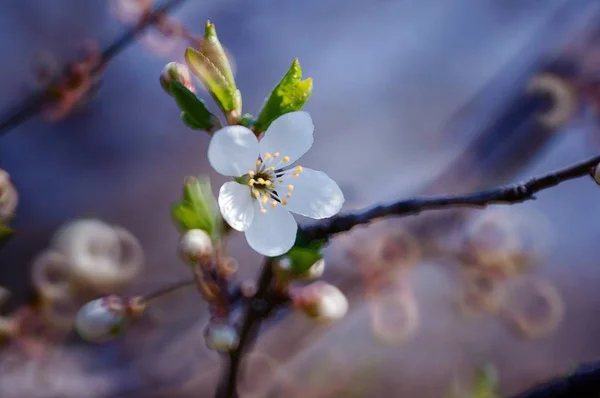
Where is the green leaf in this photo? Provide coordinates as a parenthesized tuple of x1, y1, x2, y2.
(0, 223, 13, 249)
(171, 176, 224, 240)
(201, 21, 235, 89)
(277, 230, 328, 276)
(185, 47, 238, 113)
(473, 365, 499, 398)
(254, 58, 313, 133)
(170, 81, 216, 130)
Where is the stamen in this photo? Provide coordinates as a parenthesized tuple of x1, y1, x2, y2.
(248, 179, 256, 186)
(286, 193, 292, 198)
(264, 180, 272, 187)
(269, 166, 275, 171)
(287, 184, 294, 191)
(279, 179, 283, 183)
(261, 195, 269, 204)
(252, 189, 260, 198)
(248, 170, 255, 176)
(274, 152, 280, 158)
(296, 166, 303, 172)
(282, 199, 288, 205)
(283, 156, 290, 163)
(264, 152, 272, 159)
(270, 200, 277, 208)
(256, 159, 262, 166)
(257, 178, 266, 185)
(292, 173, 300, 178)
(260, 208, 267, 214)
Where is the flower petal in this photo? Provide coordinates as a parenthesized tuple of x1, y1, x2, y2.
(259, 111, 313, 164)
(218, 182, 254, 231)
(279, 167, 344, 219)
(245, 202, 297, 256)
(208, 126, 259, 177)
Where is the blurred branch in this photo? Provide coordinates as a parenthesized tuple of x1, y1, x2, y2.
(0, 0, 187, 137)
(301, 153, 600, 242)
(513, 362, 600, 397)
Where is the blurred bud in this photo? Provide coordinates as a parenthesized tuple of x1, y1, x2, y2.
(160, 62, 195, 95)
(0, 169, 18, 220)
(204, 322, 239, 352)
(178, 229, 213, 265)
(51, 219, 143, 293)
(591, 163, 600, 185)
(75, 296, 127, 343)
(291, 282, 348, 323)
(276, 257, 325, 280)
(526, 73, 577, 129)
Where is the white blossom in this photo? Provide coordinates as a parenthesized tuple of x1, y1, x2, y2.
(208, 111, 344, 256)
(204, 323, 240, 352)
(178, 229, 213, 265)
(292, 282, 349, 323)
(74, 296, 127, 343)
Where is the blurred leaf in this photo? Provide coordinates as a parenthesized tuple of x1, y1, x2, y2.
(0, 223, 13, 249)
(279, 231, 328, 275)
(473, 365, 499, 398)
(170, 81, 216, 130)
(254, 58, 313, 133)
(201, 21, 235, 89)
(185, 47, 239, 113)
(171, 176, 224, 240)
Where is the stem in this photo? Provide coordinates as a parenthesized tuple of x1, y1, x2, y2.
(215, 258, 275, 398)
(513, 361, 600, 397)
(140, 278, 196, 305)
(300, 154, 600, 242)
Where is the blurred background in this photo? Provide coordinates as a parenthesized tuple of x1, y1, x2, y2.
(2, 0, 600, 396)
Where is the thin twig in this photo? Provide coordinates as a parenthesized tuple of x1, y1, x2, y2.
(216, 258, 275, 398)
(140, 278, 196, 305)
(513, 361, 600, 397)
(0, 0, 187, 137)
(300, 154, 600, 242)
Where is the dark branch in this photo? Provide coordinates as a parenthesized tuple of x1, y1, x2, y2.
(300, 154, 600, 242)
(513, 361, 600, 397)
(216, 257, 276, 398)
(0, 0, 187, 137)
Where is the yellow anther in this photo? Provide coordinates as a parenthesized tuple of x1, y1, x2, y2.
(296, 165, 303, 172)
(270, 201, 277, 208)
(252, 189, 260, 198)
(287, 184, 294, 191)
(257, 178, 266, 184)
(274, 152, 280, 158)
(248, 170, 255, 176)
(282, 199, 288, 205)
(264, 152, 272, 159)
(292, 173, 300, 178)
(256, 159, 262, 166)
(283, 156, 290, 163)
(260, 208, 267, 214)
(264, 180, 272, 186)
(248, 179, 256, 186)
(269, 166, 275, 171)
(278, 179, 283, 183)
(286, 193, 292, 198)
(261, 195, 269, 204)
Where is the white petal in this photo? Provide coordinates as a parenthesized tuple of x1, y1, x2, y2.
(218, 182, 254, 231)
(259, 111, 313, 164)
(208, 126, 259, 176)
(279, 167, 344, 219)
(245, 202, 297, 256)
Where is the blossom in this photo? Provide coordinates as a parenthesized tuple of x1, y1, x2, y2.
(208, 111, 344, 256)
(291, 281, 349, 323)
(74, 296, 127, 343)
(178, 229, 214, 265)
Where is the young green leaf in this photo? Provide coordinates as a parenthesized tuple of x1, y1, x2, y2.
(0, 223, 13, 248)
(473, 365, 499, 398)
(171, 176, 224, 240)
(254, 58, 313, 133)
(201, 21, 235, 89)
(170, 81, 216, 131)
(185, 48, 239, 114)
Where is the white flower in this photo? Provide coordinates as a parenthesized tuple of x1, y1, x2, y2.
(208, 111, 345, 256)
(74, 296, 127, 343)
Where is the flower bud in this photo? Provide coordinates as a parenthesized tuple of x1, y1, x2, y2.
(591, 163, 600, 185)
(291, 282, 348, 323)
(74, 296, 127, 343)
(178, 229, 214, 265)
(160, 62, 195, 95)
(203, 322, 239, 352)
(0, 169, 18, 220)
(274, 256, 326, 281)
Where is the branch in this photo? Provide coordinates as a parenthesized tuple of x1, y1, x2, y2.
(0, 0, 187, 137)
(513, 361, 600, 397)
(216, 258, 276, 398)
(300, 154, 600, 242)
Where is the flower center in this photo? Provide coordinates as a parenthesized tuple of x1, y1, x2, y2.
(244, 152, 303, 214)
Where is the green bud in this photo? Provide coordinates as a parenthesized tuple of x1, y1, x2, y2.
(160, 62, 195, 95)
